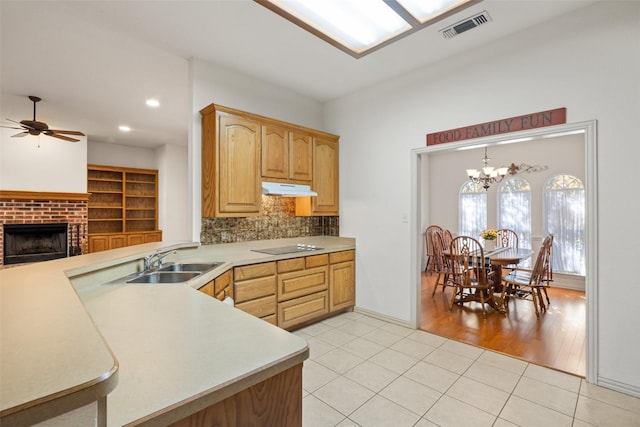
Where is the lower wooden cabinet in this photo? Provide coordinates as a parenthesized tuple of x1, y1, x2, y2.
(198, 270, 234, 302)
(278, 291, 329, 330)
(230, 250, 355, 330)
(329, 251, 356, 312)
(233, 262, 277, 324)
(88, 231, 162, 253)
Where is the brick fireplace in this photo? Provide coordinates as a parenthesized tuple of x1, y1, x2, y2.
(0, 191, 89, 267)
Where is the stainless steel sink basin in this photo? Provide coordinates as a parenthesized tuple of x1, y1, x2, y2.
(127, 271, 201, 284)
(158, 262, 223, 272)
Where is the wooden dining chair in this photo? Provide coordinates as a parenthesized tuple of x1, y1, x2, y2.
(496, 229, 518, 249)
(424, 225, 443, 272)
(448, 236, 497, 318)
(502, 234, 553, 318)
(431, 230, 455, 296)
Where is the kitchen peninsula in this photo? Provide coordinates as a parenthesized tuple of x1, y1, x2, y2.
(0, 236, 355, 426)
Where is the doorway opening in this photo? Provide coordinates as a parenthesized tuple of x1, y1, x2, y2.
(410, 121, 598, 383)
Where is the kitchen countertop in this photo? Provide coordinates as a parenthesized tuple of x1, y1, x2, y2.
(0, 236, 354, 426)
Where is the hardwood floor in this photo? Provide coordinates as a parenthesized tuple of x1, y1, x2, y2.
(420, 271, 586, 377)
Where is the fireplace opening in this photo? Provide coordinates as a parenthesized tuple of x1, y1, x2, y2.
(3, 223, 68, 265)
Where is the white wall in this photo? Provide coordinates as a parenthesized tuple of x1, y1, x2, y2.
(324, 2, 640, 393)
(156, 143, 190, 242)
(0, 126, 87, 193)
(188, 59, 324, 241)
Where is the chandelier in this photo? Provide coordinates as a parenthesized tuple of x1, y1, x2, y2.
(465, 146, 550, 190)
(466, 147, 509, 191)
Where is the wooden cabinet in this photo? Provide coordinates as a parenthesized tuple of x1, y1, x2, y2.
(201, 105, 262, 217)
(262, 126, 313, 183)
(88, 231, 162, 253)
(276, 254, 329, 330)
(311, 137, 339, 215)
(87, 165, 161, 252)
(234, 262, 277, 325)
(198, 270, 234, 302)
(329, 250, 356, 312)
(201, 103, 339, 217)
(227, 250, 354, 330)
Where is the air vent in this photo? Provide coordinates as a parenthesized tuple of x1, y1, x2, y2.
(440, 11, 492, 39)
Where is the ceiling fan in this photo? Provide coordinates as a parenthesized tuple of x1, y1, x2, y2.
(1, 96, 85, 142)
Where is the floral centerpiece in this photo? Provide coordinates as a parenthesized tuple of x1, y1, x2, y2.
(480, 229, 497, 240)
(480, 229, 497, 251)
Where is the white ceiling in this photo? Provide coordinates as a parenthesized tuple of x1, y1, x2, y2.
(0, 0, 597, 149)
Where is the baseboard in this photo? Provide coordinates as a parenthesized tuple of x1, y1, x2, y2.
(353, 307, 414, 329)
(597, 376, 640, 399)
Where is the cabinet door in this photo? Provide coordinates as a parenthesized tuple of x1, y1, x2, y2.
(145, 231, 162, 243)
(127, 233, 145, 246)
(88, 235, 109, 253)
(289, 132, 312, 182)
(312, 137, 339, 215)
(218, 114, 262, 215)
(109, 234, 127, 249)
(261, 124, 288, 179)
(329, 260, 355, 312)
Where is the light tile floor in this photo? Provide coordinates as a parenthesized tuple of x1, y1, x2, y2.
(294, 311, 640, 427)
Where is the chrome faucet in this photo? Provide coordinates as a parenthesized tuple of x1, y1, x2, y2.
(143, 249, 177, 271)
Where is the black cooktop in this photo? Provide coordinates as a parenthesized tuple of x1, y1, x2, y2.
(251, 245, 323, 255)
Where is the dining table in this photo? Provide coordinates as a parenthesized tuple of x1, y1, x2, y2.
(443, 246, 533, 314)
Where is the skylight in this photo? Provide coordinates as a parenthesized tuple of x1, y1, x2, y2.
(255, 0, 478, 58)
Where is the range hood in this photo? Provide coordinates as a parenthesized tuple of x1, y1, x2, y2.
(262, 181, 317, 197)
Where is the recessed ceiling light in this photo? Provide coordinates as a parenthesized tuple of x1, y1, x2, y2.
(119, 125, 131, 132)
(146, 99, 160, 108)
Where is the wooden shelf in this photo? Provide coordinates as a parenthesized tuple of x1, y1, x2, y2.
(87, 165, 160, 244)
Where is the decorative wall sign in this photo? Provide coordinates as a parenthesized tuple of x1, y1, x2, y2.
(426, 107, 566, 146)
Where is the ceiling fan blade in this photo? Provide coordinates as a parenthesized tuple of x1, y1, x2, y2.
(12, 132, 29, 137)
(46, 129, 85, 136)
(0, 125, 25, 130)
(48, 133, 80, 142)
(6, 118, 28, 127)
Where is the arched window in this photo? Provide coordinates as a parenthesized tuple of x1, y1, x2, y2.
(543, 175, 585, 275)
(498, 177, 532, 251)
(459, 180, 486, 239)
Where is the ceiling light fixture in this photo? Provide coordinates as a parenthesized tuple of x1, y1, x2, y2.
(118, 125, 131, 132)
(255, 0, 478, 58)
(466, 146, 549, 190)
(146, 99, 160, 108)
(466, 146, 508, 191)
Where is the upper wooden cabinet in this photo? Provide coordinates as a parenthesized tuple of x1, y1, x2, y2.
(201, 103, 339, 217)
(202, 105, 262, 217)
(262, 127, 313, 183)
(311, 137, 339, 216)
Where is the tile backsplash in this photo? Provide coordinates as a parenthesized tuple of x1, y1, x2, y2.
(200, 196, 338, 244)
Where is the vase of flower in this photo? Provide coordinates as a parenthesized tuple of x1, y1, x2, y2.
(484, 239, 495, 252)
(480, 229, 498, 252)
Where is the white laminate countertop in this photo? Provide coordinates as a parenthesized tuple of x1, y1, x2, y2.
(0, 236, 354, 426)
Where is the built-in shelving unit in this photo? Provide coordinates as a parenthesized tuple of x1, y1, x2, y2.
(87, 165, 161, 252)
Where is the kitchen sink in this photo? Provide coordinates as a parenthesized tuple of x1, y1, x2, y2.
(158, 262, 223, 272)
(127, 271, 202, 284)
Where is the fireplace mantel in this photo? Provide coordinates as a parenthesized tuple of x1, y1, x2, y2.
(0, 190, 90, 202)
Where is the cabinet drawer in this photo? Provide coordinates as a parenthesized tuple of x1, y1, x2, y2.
(234, 276, 276, 303)
(278, 266, 328, 302)
(234, 262, 276, 281)
(214, 270, 232, 294)
(235, 295, 277, 318)
(330, 250, 355, 264)
(305, 254, 328, 268)
(278, 291, 329, 330)
(278, 257, 305, 273)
